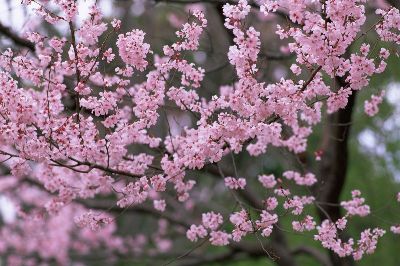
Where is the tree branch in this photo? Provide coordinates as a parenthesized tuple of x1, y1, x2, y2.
(0, 22, 35, 51)
(292, 246, 333, 266)
(175, 250, 237, 266)
(316, 76, 356, 266)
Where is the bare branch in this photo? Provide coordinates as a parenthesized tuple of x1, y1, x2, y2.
(292, 246, 333, 266)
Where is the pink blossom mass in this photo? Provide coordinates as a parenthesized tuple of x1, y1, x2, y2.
(0, 0, 399, 265)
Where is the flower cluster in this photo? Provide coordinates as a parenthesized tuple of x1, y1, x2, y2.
(341, 190, 370, 217)
(258, 174, 277, 188)
(292, 215, 316, 232)
(224, 176, 247, 189)
(315, 220, 385, 260)
(117, 29, 151, 71)
(74, 210, 113, 231)
(187, 211, 231, 246)
(117, 177, 149, 208)
(230, 209, 252, 241)
(283, 171, 317, 186)
(364, 91, 385, 117)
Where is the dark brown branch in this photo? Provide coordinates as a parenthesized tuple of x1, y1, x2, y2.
(0, 22, 35, 51)
(231, 241, 297, 266)
(316, 76, 356, 266)
(260, 52, 294, 61)
(68, 21, 81, 123)
(316, 76, 356, 222)
(175, 250, 237, 266)
(67, 157, 142, 178)
(292, 246, 333, 266)
(0, 148, 142, 179)
(301, 66, 322, 91)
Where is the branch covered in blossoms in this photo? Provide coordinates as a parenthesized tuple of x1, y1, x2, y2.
(0, 0, 400, 265)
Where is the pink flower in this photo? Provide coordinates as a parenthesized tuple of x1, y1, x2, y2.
(58, 0, 78, 21)
(379, 48, 390, 59)
(353, 228, 385, 260)
(290, 64, 301, 76)
(292, 215, 316, 232)
(49, 37, 66, 53)
(224, 177, 246, 190)
(260, 0, 279, 15)
(258, 174, 277, 188)
(0, 0, 399, 262)
(111, 19, 121, 29)
(153, 199, 166, 212)
(223, 0, 250, 30)
(229, 209, 252, 241)
(209, 230, 231, 246)
(275, 188, 291, 197)
(283, 171, 317, 186)
(202, 212, 223, 230)
(74, 82, 91, 95)
(74, 211, 113, 231)
(364, 91, 385, 117)
(150, 175, 167, 192)
(264, 197, 278, 210)
(77, 6, 107, 45)
(390, 225, 400, 234)
(186, 225, 207, 242)
(117, 29, 151, 71)
(284, 196, 315, 215)
(256, 211, 278, 237)
(116, 177, 149, 208)
(102, 48, 115, 63)
(336, 217, 348, 230)
(341, 190, 370, 217)
(10, 158, 31, 178)
(376, 8, 400, 44)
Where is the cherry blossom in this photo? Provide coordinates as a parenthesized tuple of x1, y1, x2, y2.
(0, 0, 399, 264)
(117, 29, 151, 71)
(341, 190, 370, 217)
(202, 211, 223, 230)
(258, 174, 277, 188)
(292, 215, 316, 232)
(209, 230, 231, 246)
(186, 225, 207, 242)
(364, 91, 385, 117)
(224, 176, 246, 189)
